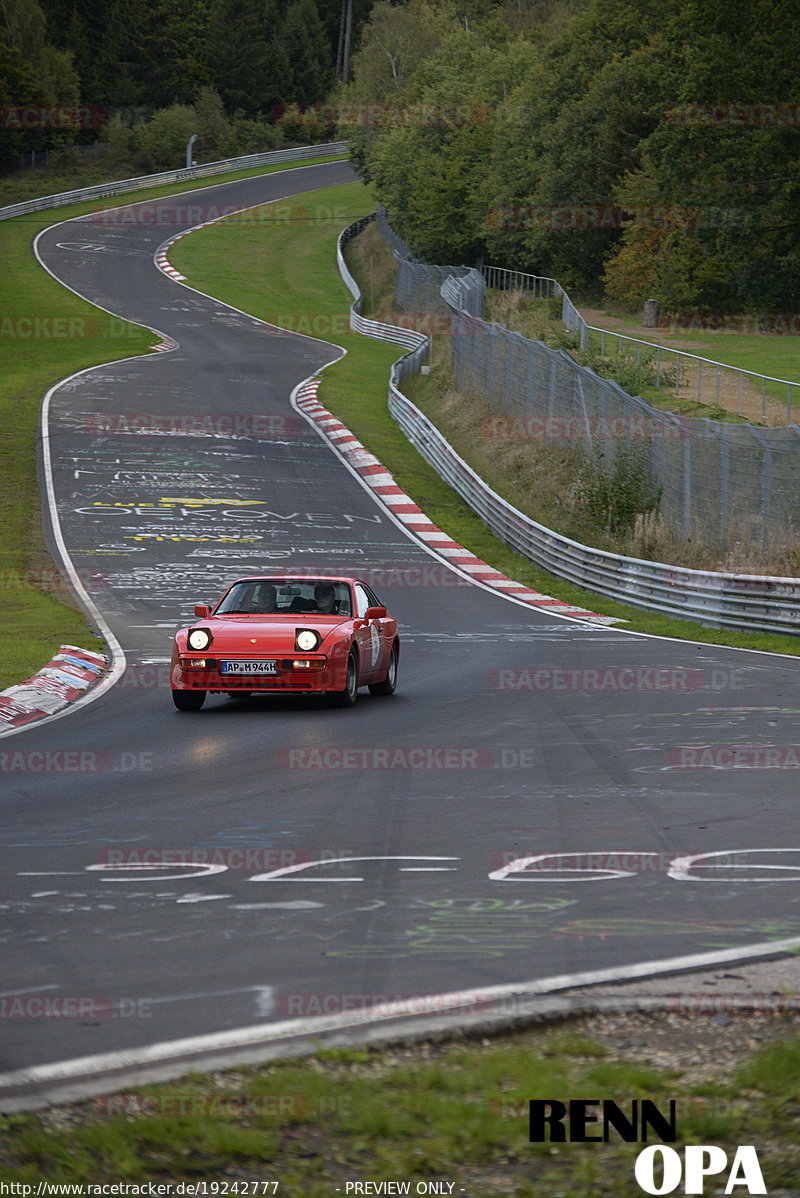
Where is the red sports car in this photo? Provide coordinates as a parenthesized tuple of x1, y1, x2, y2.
(170, 575, 399, 711)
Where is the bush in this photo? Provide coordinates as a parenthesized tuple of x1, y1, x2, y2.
(580, 349, 676, 395)
(230, 114, 284, 155)
(136, 104, 198, 172)
(576, 445, 661, 535)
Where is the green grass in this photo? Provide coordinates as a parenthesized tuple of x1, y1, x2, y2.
(0, 153, 347, 690)
(486, 293, 788, 417)
(586, 309, 800, 404)
(1, 1017, 798, 1192)
(171, 189, 800, 656)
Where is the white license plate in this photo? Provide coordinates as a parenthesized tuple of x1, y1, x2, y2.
(220, 660, 278, 675)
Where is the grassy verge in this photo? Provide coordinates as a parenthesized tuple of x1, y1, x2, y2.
(0, 153, 347, 690)
(171, 196, 800, 656)
(596, 304, 800, 386)
(1, 1014, 798, 1191)
(486, 292, 792, 420)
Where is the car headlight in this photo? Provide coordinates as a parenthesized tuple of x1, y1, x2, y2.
(187, 627, 212, 651)
(295, 628, 321, 652)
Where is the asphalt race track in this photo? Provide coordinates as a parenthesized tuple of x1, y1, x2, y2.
(2, 159, 800, 1095)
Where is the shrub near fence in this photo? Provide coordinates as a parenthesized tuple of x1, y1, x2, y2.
(377, 208, 800, 552)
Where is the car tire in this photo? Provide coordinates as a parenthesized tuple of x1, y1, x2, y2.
(330, 649, 359, 707)
(369, 641, 398, 696)
(172, 689, 206, 711)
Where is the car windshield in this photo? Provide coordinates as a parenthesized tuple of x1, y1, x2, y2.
(215, 579, 353, 617)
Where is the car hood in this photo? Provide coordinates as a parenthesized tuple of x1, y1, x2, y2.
(193, 615, 347, 652)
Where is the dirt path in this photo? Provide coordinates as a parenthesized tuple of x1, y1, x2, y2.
(579, 306, 794, 427)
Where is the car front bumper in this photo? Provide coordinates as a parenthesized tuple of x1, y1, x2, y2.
(170, 654, 344, 694)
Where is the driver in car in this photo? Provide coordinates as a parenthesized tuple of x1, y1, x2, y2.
(245, 583, 277, 613)
(314, 583, 337, 614)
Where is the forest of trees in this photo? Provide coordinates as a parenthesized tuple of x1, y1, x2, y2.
(345, 0, 800, 313)
(0, 0, 373, 172)
(3, 0, 800, 313)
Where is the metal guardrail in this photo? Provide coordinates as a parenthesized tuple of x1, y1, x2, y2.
(0, 142, 349, 222)
(339, 215, 800, 636)
(337, 215, 430, 355)
(482, 263, 800, 425)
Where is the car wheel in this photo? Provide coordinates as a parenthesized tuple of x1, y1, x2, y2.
(330, 649, 359, 707)
(369, 641, 398, 696)
(172, 689, 206, 711)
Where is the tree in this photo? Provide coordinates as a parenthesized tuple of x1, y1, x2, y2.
(136, 102, 197, 170)
(1, 0, 79, 104)
(99, 0, 200, 109)
(207, 0, 290, 116)
(37, 0, 114, 103)
(0, 33, 44, 169)
(348, 0, 446, 100)
(194, 85, 235, 160)
(282, 0, 333, 104)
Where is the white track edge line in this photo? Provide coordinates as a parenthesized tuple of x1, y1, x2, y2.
(2, 934, 799, 1096)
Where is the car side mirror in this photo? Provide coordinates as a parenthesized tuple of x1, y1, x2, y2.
(364, 606, 387, 620)
(194, 604, 212, 618)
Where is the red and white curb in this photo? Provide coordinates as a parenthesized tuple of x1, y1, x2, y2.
(0, 646, 108, 730)
(295, 379, 618, 623)
(155, 243, 186, 282)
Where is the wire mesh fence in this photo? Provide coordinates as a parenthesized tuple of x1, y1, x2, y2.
(377, 209, 800, 549)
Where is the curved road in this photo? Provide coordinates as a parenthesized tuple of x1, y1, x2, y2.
(2, 159, 800, 1099)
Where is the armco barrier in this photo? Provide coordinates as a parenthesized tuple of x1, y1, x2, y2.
(0, 142, 348, 222)
(339, 216, 800, 636)
(337, 215, 430, 357)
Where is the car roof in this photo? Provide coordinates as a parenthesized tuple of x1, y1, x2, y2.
(228, 575, 363, 585)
